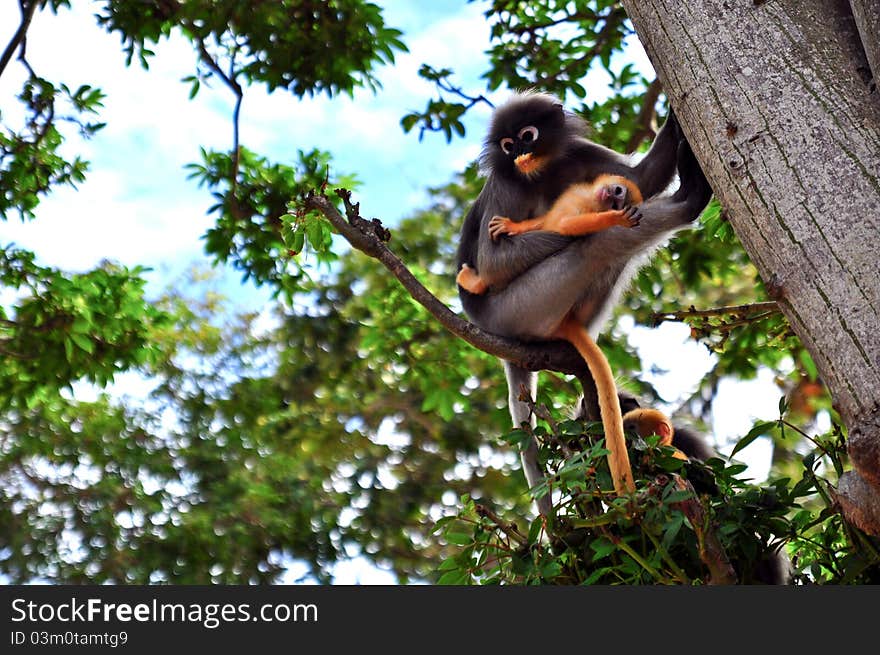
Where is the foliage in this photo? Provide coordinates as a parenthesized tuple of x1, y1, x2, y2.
(0, 249, 164, 407)
(0, 78, 104, 221)
(187, 146, 358, 292)
(0, 0, 867, 584)
(436, 410, 880, 585)
(96, 0, 406, 97)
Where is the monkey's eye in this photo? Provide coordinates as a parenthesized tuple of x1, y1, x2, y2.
(500, 137, 515, 154)
(612, 185, 626, 198)
(517, 125, 539, 143)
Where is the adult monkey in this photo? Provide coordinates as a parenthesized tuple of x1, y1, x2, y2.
(456, 92, 712, 516)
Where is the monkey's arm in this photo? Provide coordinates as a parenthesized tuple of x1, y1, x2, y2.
(472, 217, 572, 289)
(571, 112, 681, 199)
(489, 206, 641, 239)
(577, 141, 711, 259)
(632, 111, 683, 198)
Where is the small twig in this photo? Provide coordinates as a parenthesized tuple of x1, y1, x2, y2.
(626, 78, 663, 152)
(645, 531, 690, 584)
(194, 36, 243, 187)
(780, 419, 833, 459)
(504, 8, 601, 35)
(608, 532, 666, 582)
(653, 301, 780, 325)
(475, 503, 527, 547)
(434, 78, 494, 111)
(0, 343, 36, 360)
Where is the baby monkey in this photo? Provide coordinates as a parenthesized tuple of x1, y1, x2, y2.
(622, 407, 689, 461)
(456, 174, 643, 294)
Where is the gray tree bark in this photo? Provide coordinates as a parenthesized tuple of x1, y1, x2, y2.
(621, 0, 880, 534)
(849, 0, 880, 90)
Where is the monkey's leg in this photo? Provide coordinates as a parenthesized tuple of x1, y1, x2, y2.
(503, 361, 553, 517)
(554, 317, 635, 494)
(456, 263, 489, 294)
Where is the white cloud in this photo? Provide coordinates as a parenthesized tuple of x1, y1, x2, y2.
(2, 168, 210, 271)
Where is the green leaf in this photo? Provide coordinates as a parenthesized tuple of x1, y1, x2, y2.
(445, 532, 472, 547)
(69, 332, 95, 354)
(730, 421, 775, 459)
(437, 571, 468, 585)
(590, 537, 616, 562)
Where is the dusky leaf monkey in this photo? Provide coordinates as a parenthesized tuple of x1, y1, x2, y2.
(457, 170, 692, 466)
(456, 174, 643, 295)
(456, 91, 712, 516)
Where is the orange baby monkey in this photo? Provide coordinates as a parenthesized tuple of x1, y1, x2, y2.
(456, 174, 643, 294)
(622, 407, 689, 461)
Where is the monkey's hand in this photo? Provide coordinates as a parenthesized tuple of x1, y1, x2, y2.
(488, 215, 521, 240)
(613, 205, 642, 228)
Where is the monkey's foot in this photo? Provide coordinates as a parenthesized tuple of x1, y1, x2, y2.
(488, 215, 518, 239)
(456, 263, 488, 295)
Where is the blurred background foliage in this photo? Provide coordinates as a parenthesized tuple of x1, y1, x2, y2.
(1, 0, 874, 584)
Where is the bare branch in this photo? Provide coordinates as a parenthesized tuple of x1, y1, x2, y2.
(194, 36, 243, 184)
(626, 78, 663, 152)
(0, 0, 38, 79)
(653, 301, 780, 325)
(302, 189, 590, 377)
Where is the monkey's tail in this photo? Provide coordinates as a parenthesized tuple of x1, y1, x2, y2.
(558, 320, 635, 495)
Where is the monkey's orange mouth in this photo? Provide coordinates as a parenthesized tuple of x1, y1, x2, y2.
(515, 153, 544, 176)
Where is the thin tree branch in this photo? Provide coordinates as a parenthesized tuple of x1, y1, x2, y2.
(302, 188, 591, 377)
(434, 76, 494, 111)
(475, 503, 527, 547)
(0, 0, 38, 80)
(652, 301, 780, 325)
(626, 78, 663, 152)
(194, 36, 243, 185)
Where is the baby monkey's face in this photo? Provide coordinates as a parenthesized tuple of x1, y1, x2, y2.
(596, 181, 630, 210)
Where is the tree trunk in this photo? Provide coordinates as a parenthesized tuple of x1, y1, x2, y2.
(621, 0, 880, 534)
(849, 0, 880, 89)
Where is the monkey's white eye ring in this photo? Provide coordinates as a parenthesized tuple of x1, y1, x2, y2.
(500, 137, 515, 154)
(518, 125, 539, 142)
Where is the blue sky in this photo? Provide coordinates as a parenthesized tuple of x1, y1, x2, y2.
(0, 1, 793, 582)
(0, 0, 495, 292)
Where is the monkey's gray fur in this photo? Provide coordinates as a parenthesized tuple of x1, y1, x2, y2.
(456, 92, 712, 516)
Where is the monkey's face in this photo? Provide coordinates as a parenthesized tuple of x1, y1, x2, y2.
(483, 93, 569, 181)
(596, 182, 630, 210)
(592, 174, 644, 209)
